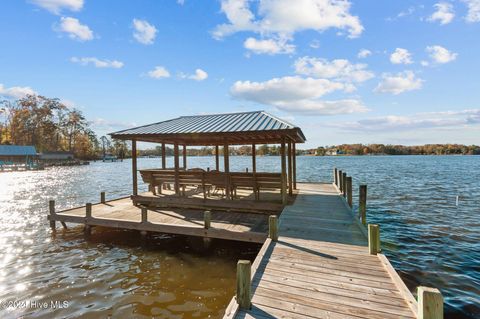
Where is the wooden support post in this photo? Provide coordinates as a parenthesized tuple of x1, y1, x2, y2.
(236, 260, 252, 310)
(334, 168, 338, 186)
(359, 185, 367, 225)
(368, 224, 380, 255)
(251, 143, 256, 173)
(342, 172, 347, 197)
(224, 143, 230, 199)
(204, 210, 211, 229)
(280, 139, 287, 205)
(161, 143, 166, 169)
(269, 215, 279, 241)
(183, 145, 187, 169)
(418, 287, 443, 319)
(287, 141, 293, 196)
(100, 191, 105, 204)
(174, 143, 180, 195)
(338, 170, 343, 192)
(131, 140, 138, 196)
(86, 203, 92, 219)
(140, 230, 148, 248)
(215, 145, 219, 171)
(49, 200, 56, 230)
(346, 176, 353, 208)
(292, 142, 297, 190)
(141, 207, 148, 223)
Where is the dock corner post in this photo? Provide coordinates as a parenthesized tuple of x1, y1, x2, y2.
(141, 207, 148, 224)
(342, 172, 347, 197)
(334, 168, 338, 186)
(49, 200, 56, 230)
(338, 170, 343, 192)
(368, 224, 380, 255)
(418, 286, 444, 319)
(269, 215, 279, 241)
(236, 260, 252, 310)
(84, 202, 92, 237)
(346, 176, 353, 208)
(100, 191, 105, 204)
(204, 210, 211, 229)
(359, 185, 367, 225)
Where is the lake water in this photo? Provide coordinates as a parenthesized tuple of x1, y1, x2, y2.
(0, 155, 479, 318)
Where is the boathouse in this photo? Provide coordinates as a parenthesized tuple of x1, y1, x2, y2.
(0, 145, 37, 165)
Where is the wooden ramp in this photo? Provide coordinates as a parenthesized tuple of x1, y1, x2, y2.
(224, 183, 418, 319)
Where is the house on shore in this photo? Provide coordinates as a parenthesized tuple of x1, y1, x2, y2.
(0, 145, 38, 165)
(39, 151, 74, 161)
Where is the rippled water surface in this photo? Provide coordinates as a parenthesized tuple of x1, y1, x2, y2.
(0, 155, 479, 318)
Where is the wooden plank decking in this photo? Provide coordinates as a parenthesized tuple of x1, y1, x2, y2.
(224, 182, 418, 319)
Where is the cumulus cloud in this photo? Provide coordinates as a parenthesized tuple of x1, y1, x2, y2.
(70, 57, 124, 68)
(181, 69, 209, 81)
(462, 0, 480, 22)
(132, 19, 157, 45)
(0, 84, 37, 99)
(428, 2, 455, 25)
(426, 45, 458, 64)
(56, 17, 93, 41)
(390, 48, 413, 64)
(147, 66, 170, 79)
(230, 76, 367, 115)
(374, 71, 423, 95)
(294, 57, 374, 83)
(30, 0, 83, 14)
(357, 49, 372, 59)
(244, 37, 295, 55)
(332, 109, 480, 132)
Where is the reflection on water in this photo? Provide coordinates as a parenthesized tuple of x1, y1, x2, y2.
(0, 155, 479, 318)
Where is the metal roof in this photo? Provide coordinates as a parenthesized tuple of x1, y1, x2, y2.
(0, 145, 37, 156)
(110, 111, 306, 145)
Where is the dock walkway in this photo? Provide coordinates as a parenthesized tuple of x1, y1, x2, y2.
(225, 183, 418, 319)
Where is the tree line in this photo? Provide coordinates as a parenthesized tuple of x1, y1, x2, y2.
(315, 144, 480, 156)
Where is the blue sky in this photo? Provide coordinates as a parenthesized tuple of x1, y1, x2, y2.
(1, 0, 479, 148)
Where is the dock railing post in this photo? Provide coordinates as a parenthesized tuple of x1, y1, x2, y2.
(338, 170, 343, 192)
(342, 172, 347, 197)
(346, 176, 352, 208)
(49, 200, 56, 230)
(334, 168, 338, 186)
(269, 215, 279, 241)
(236, 260, 252, 310)
(417, 286, 443, 319)
(141, 207, 148, 223)
(85, 203, 92, 237)
(359, 185, 367, 225)
(368, 224, 380, 255)
(100, 191, 105, 204)
(204, 210, 211, 229)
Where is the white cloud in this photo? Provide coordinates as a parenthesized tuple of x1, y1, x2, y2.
(147, 66, 170, 79)
(294, 57, 374, 83)
(177, 0, 185, 5)
(56, 17, 93, 41)
(374, 71, 423, 95)
(462, 0, 480, 22)
(244, 37, 295, 55)
(390, 48, 413, 64)
(213, 0, 363, 40)
(357, 49, 372, 59)
(0, 84, 37, 99)
(70, 57, 124, 68)
(333, 109, 480, 132)
(428, 2, 455, 25)
(185, 69, 209, 81)
(230, 76, 368, 115)
(132, 19, 157, 45)
(426, 45, 458, 63)
(30, 0, 83, 14)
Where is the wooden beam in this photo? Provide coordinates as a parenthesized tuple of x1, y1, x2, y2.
(224, 143, 230, 199)
(252, 143, 256, 173)
(183, 144, 187, 169)
(292, 142, 297, 190)
(280, 139, 287, 205)
(174, 143, 180, 194)
(287, 140, 293, 196)
(215, 145, 219, 171)
(161, 143, 166, 169)
(132, 140, 138, 196)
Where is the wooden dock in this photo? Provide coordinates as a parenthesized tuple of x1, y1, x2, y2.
(224, 181, 443, 319)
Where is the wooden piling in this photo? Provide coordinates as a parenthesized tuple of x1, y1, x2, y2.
(236, 260, 252, 310)
(359, 185, 367, 225)
(269, 215, 278, 241)
(141, 207, 148, 223)
(334, 168, 338, 186)
(49, 200, 56, 230)
(86, 203, 92, 219)
(100, 191, 105, 204)
(346, 176, 353, 208)
(338, 170, 343, 192)
(204, 210, 211, 229)
(368, 224, 380, 255)
(418, 286, 443, 319)
(140, 230, 148, 247)
(342, 172, 347, 197)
